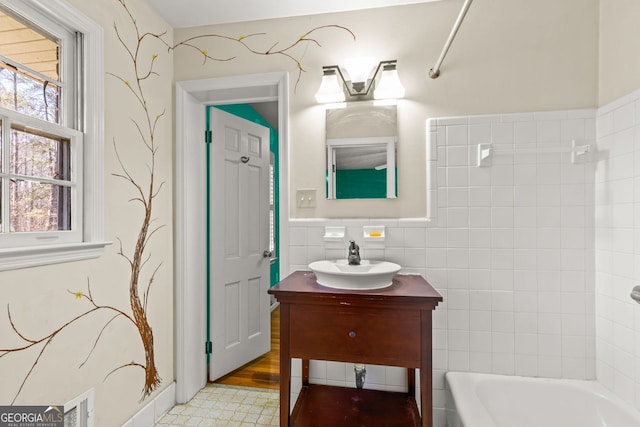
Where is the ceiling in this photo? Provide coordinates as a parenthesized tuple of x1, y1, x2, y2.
(147, 0, 441, 28)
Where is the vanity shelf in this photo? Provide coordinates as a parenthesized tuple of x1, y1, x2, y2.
(291, 384, 421, 427)
(269, 271, 442, 427)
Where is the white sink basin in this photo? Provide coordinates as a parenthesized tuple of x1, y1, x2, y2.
(308, 259, 401, 290)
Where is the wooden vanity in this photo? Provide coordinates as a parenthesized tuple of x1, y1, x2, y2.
(268, 271, 442, 427)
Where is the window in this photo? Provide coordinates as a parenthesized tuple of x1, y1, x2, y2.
(0, 0, 105, 270)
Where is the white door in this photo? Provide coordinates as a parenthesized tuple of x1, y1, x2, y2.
(208, 108, 271, 381)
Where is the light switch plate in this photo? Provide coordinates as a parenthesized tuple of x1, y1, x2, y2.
(296, 188, 316, 208)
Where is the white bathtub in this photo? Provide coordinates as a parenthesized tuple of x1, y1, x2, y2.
(446, 372, 640, 427)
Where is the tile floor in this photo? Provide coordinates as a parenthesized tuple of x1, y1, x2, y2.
(156, 384, 279, 426)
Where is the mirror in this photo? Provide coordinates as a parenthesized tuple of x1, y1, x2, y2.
(325, 104, 398, 199)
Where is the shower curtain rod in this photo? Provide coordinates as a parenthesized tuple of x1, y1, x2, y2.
(429, 0, 474, 79)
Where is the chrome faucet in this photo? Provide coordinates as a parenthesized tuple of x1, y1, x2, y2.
(347, 240, 361, 265)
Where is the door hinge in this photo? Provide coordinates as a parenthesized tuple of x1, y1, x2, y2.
(205, 130, 212, 144)
(205, 341, 212, 354)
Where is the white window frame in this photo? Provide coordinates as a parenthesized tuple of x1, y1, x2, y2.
(0, 0, 107, 271)
(0, 108, 83, 247)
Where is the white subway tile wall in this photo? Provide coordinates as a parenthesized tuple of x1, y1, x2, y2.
(286, 107, 608, 427)
(595, 88, 640, 412)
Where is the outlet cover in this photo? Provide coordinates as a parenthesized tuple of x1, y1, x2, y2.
(296, 188, 316, 208)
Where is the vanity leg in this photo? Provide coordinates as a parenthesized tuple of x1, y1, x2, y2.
(421, 310, 433, 427)
(407, 368, 415, 398)
(280, 303, 291, 427)
(302, 359, 310, 386)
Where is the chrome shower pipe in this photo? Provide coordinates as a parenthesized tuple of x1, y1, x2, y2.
(429, 0, 474, 79)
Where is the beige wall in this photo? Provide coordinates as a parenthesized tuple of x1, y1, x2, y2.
(174, 0, 599, 218)
(598, 0, 640, 105)
(2, 0, 629, 423)
(0, 0, 174, 425)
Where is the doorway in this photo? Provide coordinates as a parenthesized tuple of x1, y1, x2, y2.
(175, 72, 290, 403)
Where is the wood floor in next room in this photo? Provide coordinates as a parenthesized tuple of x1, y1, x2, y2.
(214, 306, 280, 390)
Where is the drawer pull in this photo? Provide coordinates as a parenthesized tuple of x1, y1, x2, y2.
(348, 331, 356, 338)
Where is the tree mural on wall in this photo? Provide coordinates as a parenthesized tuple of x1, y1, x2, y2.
(0, 0, 354, 402)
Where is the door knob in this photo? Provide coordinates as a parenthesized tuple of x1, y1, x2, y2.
(263, 250, 274, 258)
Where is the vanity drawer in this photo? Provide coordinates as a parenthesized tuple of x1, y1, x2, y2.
(289, 304, 421, 367)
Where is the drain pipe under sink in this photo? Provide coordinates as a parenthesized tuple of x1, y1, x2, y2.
(354, 363, 366, 389)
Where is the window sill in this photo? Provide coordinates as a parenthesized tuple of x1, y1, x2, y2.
(0, 241, 111, 272)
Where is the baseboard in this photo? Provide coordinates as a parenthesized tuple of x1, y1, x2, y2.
(121, 381, 176, 427)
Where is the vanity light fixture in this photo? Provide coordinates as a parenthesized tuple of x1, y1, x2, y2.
(314, 59, 405, 103)
(374, 62, 405, 100)
(315, 67, 346, 103)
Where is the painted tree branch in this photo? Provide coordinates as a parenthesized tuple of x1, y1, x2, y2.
(109, 0, 168, 399)
(0, 281, 135, 404)
(167, 24, 355, 90)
